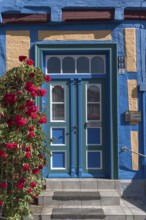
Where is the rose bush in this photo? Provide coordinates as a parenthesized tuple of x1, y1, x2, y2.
(0, 56, 51, 220)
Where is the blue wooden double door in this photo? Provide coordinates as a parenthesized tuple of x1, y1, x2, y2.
(45, 77, 106, 178)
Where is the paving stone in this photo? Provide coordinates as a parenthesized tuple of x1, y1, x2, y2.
(62, 180, 81, 190)
(101, 196, 120, 206)
(98, 180, 115, 190)
(81, 199, 101, 207)
(103, 206, 125, 215)
(46, 180, 63, 190)
(105, 216, 126, 220)
(80, 180, 98, 190)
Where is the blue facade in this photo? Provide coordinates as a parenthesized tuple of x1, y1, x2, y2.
(1, 0, 146, 180)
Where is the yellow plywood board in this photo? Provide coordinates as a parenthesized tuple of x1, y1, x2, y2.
(131, 131, 139, 170)
(127, 80, 138, 111)
(125, 28, 137, 72)
(6, 31, 30, 70)
(38, 30, 112, 41)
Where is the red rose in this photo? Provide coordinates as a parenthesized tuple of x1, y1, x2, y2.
(29, 72, 35, 78)
(33, 195, 38, 199)
(25, 146, 31, 151)
(26, 59, 34, 66)
(14, 115, 27, 127)
(19, 106, 24, 110)
(37, 88, 46, 96)
(24, 82, 33, 91)
(23, 164, 30, 171)
(38, 164, 43, 170)
(17, 90, 22, 95)
(28, 131, 35, 138)
(39, 117, 47, 124)
(25, 100, 34, 107)
(25, 152, 31, 158)
(20, 178, 26, 184)
(5, 142, 17, 149)
(30, 113, 37, 119)
(0, 200, 3, 206)
(17, 183, 24, 190)
(44, 75, 51, 82)
(1, 153, 7, 159)
(30, 182, 36, 188)
(0, 150, 4, 155)
(32, 168, 39, 175)
(4, 93, 17, 103)
(6, 119, 12, 127)
(1, 182, 7, 189)
(19, 56, 27, 62)
(28, 126, 34, 131)
(38, 154, 44, 159)
(27, 188, 32, 194)
(37, 88, 47, 97)
(25, 106, 38, 116)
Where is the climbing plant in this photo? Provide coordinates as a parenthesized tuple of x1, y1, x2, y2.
(0, 56, 51, 220)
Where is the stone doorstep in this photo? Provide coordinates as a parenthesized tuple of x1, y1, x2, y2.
(45, 179, 120, 192)
(38, 190, 120, 207)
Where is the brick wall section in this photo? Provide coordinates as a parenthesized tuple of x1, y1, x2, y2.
(38, 30, 112, 41)
(127, 80, 138, 111)
(125, 28, 137, 72)
(131, 131, 139, 170)
(6, 31, 30, 70)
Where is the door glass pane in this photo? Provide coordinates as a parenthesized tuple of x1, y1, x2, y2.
(47, 57, 61, 73)
(91, 56, 104, 74)
(77, 57, 89, 73)
(52, 104, 64, 120)
(52, 86, 64, 102)
(87, 104, 100, 120)
(87, 85, 100, 102)
(62, 57, 75, 73)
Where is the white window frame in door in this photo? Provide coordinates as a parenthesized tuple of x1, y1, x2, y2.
(50, 84, 66, 122)
(85, 84, 102, 122)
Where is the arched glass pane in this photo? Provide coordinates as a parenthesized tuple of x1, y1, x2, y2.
(77, 57, 89, 73)
(47, 57, 60, 73)
(91, 56, 104, 74)
(87, 85, 100, 102)
(52, 86, 64, 102)
(62, 57, 75, 73)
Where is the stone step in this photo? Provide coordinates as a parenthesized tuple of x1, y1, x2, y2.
(45, 179, 120, 193)
(23, 198, 146, 220)
(38, 190, 120, 206)
(51, 208, 105, 219)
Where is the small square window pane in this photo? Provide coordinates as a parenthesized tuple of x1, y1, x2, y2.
(87, 128, 101, 145)
(87, 151, 101, 169)
(52, 152, 65, 168)
(52, 104, 64, 120)
(52, 128, 65, 144)
(87, 104, 100, 120)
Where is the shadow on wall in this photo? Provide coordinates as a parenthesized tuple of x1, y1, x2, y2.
(120, 163, 146, 211)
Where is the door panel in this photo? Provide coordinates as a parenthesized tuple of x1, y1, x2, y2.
(46, 79, 106, 178)
(46, 80, 70, 176)
(82, 79, 106, 177)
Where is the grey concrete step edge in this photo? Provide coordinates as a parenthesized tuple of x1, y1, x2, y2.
(38, 196, 120, 207)
(45, 179, 121, 193)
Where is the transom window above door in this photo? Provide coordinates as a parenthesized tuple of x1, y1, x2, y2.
(46, 55, 106, 74)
